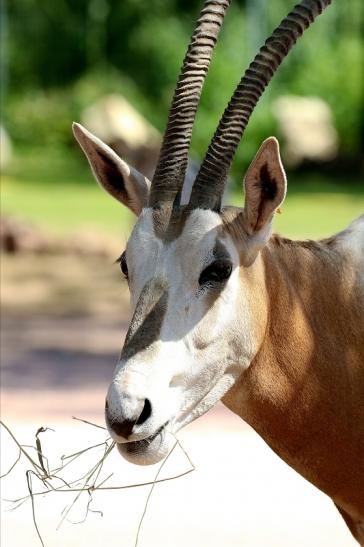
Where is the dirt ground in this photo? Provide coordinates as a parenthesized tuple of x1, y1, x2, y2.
(1, 253, 356, 547)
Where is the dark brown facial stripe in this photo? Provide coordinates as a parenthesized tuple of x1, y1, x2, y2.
(152, 204, 232, 245)
(121, 280, 168, 362)
(152, 204, 193, 242)
(213, 237, 231, 262)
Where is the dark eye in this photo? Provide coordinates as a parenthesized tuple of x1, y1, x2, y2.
(117, 252, 128, 279)
(199, 259, 232, 286)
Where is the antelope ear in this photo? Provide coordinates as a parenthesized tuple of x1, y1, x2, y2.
(243, 137, 286, 236)
(73, 122, 151, 216)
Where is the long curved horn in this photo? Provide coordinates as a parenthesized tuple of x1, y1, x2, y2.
(189, 0, 332, 211)
(149, 0, 231, 208)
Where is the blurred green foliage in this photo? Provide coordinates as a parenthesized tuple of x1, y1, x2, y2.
(3, 0, 364, 180)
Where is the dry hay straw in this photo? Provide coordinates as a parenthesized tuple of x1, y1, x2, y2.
(0, 418, 195, 547)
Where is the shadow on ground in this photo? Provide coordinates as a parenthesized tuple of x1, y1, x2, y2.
(1, 253, 130, 391)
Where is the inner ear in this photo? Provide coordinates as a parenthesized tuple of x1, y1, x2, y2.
(258, 163, 279, 201)
(73, 122, 151, 216)
(243, 137, 286, 235)
(93, 148, 129, 201)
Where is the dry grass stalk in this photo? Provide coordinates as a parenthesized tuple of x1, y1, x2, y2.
(0, 418, 195, 546)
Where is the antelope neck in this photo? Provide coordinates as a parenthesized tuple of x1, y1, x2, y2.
(223, 235, 364, 515)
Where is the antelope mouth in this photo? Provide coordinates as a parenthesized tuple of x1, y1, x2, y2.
(116, 423, 170, 465)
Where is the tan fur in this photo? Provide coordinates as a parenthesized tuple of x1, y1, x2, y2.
(243, 137, 286, 233)
(75, 120, 364, 540)
(223, 221, 364, 542)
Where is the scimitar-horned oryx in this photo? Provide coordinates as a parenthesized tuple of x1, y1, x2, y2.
(73, 0, 364, 542)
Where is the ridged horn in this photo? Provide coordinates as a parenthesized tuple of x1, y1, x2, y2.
(149, 0, 231, 208)
(189, 0, 332, 211)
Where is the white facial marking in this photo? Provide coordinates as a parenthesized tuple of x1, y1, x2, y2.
(106, 207, 260, 464)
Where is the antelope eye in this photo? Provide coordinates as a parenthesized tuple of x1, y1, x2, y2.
(199, 259, 232, 286)
(117, 252, 128, 279)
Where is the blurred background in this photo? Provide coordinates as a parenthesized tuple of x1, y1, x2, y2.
(1, 1, 363, 546)
(1, 0, 364, 238)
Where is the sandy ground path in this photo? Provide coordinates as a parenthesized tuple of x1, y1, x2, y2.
(1, 254, 356, 546)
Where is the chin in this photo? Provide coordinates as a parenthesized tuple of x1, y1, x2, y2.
(116, 427, 173, 465)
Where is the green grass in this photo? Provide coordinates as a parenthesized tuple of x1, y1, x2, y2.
(2, 147, 363, 240)
(1, 147, 134, 240)
(271, 193, 363, 239)
(233, 174, 364, 239)
(2, 175, 134, 238)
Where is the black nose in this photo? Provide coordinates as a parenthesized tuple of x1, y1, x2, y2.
(105, 398, 152, 439)
(135, 398, 152, 425)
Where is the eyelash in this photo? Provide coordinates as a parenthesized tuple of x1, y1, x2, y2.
(115, 255, 232, 287)
(198, 259, 232, 286)
(116, 252, 128, 280)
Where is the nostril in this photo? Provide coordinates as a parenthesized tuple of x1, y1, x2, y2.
(105, 397, 152, 438)
(136, 398, 152, 426)
(108, 417, 135, 439)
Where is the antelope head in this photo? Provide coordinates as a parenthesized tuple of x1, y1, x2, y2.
(74, 0, 331, 465)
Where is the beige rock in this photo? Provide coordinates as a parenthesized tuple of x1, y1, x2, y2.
(273, 95, 338, 167)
